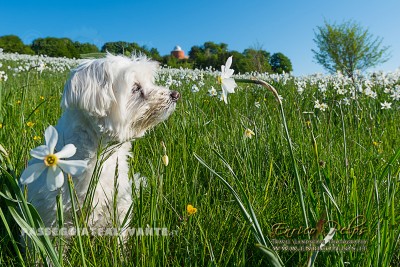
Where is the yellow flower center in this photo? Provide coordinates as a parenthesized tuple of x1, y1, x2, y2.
(44, 154, 58, 167)
(217, 76, 222, 84)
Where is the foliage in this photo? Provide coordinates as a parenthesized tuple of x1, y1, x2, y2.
(312, 20, 390, 78)
(187, 42, 292, 74)
(242, 48, 272, 73)
(101, 41, 162, 61)
(0, 35, 34, 55)
(270, 52, 293, 74)
(188, 42, 230, 70)
(161, 55, 193, 69)
(31, 37, 80, 58)
(73, 42, 99, 55)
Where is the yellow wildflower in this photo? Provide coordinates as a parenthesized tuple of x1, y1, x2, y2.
(187, 204, 197, 215)
(16, 100, 21, 105)
(26, 121, 35, 127)
(244, 128, 255, 138)
(33, 135, 41, 141)
(306, 120, 311, 128)
(373, 141, 383, 153)
(0, 123, 2, 129)
(40, 96, 45, 100)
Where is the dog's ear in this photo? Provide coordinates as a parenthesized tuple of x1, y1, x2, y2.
(61, 59, 115, 116)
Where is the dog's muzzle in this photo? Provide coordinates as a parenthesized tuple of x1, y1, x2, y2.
(170, 91, 180, 102)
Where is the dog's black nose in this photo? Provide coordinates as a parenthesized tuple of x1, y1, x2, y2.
(170, 90, 180, 101)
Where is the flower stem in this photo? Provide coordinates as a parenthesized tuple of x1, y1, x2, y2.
(235, 78, 309, 230)
(234, 78, 282, 104)
(56, 192, 64, 265)
(67, 174, 87, 267)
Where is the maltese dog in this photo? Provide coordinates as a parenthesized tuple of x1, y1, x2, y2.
(24, 54, 179, 230)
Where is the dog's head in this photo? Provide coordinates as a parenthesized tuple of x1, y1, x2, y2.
(61, 54, 179, 141)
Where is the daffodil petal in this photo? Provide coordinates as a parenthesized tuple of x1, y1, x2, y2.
(30, 145, 49, 159)
(55, 144, 76, 159)
(58, 160, 87, 176)
(225, 56, 233, 70)
(20, 163, 47, 184)
(223, 68, 234, 77)
(46, 166, 64, 191)
(222, 89, 228, 104)
(222, 78, 237, 93)
(29, 158, 43, 165)
(45, 125, 58, 154)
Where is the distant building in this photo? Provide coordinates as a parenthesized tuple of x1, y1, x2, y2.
(171, 45, 187, 59)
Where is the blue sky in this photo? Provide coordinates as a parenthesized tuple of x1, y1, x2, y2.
(1, 0, 399, 75)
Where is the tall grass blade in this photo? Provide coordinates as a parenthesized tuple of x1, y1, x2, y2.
(67, 175, 87, 267)
(194, 152, 284, 266)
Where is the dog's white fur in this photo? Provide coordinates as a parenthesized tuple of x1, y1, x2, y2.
(25, 54, 179, 228)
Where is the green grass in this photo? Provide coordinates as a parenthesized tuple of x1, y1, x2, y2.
(80, 53, 107, 59)
(0, 55, 399, 266)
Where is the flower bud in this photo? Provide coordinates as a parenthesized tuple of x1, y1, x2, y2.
(162, 155, 169, 166)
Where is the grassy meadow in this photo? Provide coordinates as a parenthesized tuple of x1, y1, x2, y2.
(0, 53, 399, 266)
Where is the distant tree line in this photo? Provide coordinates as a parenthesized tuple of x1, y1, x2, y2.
(0, 35, 99, 58)
(0, 35, 293, 73)
(184, 41, 292, 74)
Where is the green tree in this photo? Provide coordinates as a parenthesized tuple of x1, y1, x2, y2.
(188, 45, 206, 67)
(188, 42, 293, 74)
(101, 41, 162, 61)
(0, 35, 34, 55)
(242, 48, 272, 73)
(148, 47, 162, 62)
(162, 55, 193, 69)
(188, 42, 229, 69)
(31, 37, 80, 58)
(101, 41, 128, 54)
(312, 20, 390, 77)
(74, 42, 99, 55)
(270, 52, 293, 74)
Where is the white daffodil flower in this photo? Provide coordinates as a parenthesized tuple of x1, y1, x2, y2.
(314, 100, 328, 111)
(208, 86, 218, 97)
(244, 128, 255, 139)
(380, 101, 392, 109)
(20, 125, 87, 191)
(191, 84, 199, 93)
(218, 56, 237, 104)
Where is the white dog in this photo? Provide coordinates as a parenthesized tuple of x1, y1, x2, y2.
(25, 54, 179, 229)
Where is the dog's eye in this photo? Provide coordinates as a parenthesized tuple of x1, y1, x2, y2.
(132, 83, 142, 94)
